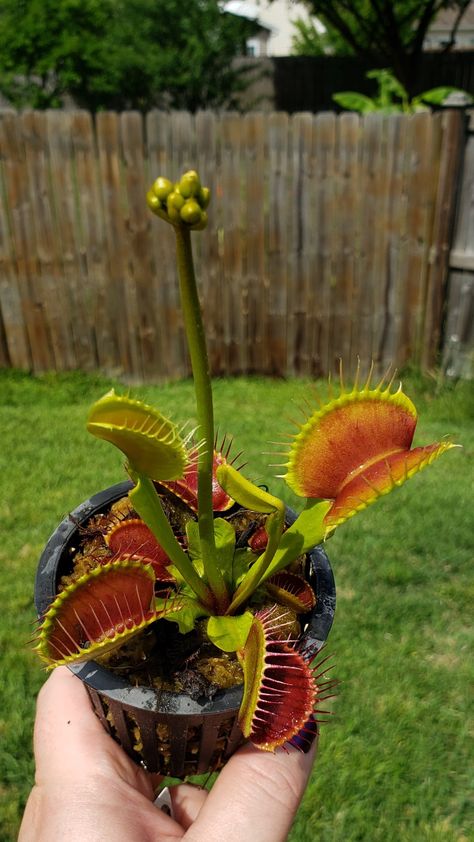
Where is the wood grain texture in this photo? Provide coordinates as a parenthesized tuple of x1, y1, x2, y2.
(0, 109, 465, 380)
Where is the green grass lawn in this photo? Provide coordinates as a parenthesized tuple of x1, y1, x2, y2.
(0, 369, 472, 841)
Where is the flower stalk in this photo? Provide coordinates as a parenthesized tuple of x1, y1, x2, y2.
(174, 225, 229, 612)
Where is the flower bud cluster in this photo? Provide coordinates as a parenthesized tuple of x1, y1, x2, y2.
(147, 170, 210, 230)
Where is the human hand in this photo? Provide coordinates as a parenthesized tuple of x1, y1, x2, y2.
(19, 666, 317, 842)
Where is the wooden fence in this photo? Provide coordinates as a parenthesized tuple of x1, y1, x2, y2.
(443, 110, 474, 379)
(0, 108, 465, 381)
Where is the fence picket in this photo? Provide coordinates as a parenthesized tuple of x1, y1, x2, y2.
(220, 112, 244, 375)
(96, 112, 138, 377)
(403, 113, 435, 364)
(315, 112, 337, 376)
(47, 110, 96, 370)
(297, 112, 317, 376)
(71, 110, 116, 372)
(423, 111, 465, 368)
(244, 112, 266, 373)
(121, 111, 159, 380)
(267, 111, 289, 375)
(287, 112, 308, 375)
(334, 112, 359, 373)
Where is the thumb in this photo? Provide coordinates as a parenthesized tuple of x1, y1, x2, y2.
(184, 739, 318, 842)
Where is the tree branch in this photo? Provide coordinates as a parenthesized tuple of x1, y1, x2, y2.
(312, 2, 376, 57)
(441, 0, 471, 54)
(407, 0, 439, 53)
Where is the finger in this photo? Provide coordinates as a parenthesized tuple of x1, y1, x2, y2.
(34, 667, 109, 779)
(184, 739, 318, 842)
(171, 784, 208, 830)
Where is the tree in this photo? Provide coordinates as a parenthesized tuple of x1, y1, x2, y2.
(0, 0, 113, 108)
(292, 17, 353, 57)
(293, 1, 472, 96)
(104, 0, 257, 112)
(0, 0, 257, 111)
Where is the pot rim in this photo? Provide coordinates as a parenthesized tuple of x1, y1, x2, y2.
(35, 481, 336, 715)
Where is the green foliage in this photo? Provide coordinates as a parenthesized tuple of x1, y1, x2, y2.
(291, 17, 351, 57)
(207, 612, 253, 652)
(264, 500, 332, 581)
(186, 518, 241, 590)
(419, 85, 468, 105)
(334, 68, 473, 113)
(294, 1, 429, 55)
(103, 0, 257, 112)
(0, 0, 114, 108)
(155, 594, 208, 635)
(332, 92, 378, 113)
(0, 0, 256, 111)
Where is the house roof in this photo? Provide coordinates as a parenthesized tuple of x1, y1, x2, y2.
(222, 1, 275, 32)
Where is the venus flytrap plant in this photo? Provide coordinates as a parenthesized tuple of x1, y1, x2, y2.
(35, 170, 456, 754)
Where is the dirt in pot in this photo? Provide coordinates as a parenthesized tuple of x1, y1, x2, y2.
(99, 620, 245, 699)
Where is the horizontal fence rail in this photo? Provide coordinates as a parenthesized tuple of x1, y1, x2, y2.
(0, 109, 464, 380)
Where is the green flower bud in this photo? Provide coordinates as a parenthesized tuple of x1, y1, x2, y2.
(167, 204, 182, 223)
(147, 170, 209, 229)
(194, 210, 208, 230)
(180, 199, 202, 225)
(167, 191, 185, 212)
(198, 186, 210, 209)
(146, 188, 161, 213)
(179, 170, 201, 199)
(153, 177, 173, 202)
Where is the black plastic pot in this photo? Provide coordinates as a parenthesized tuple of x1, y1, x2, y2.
(35, 481, 336, 777)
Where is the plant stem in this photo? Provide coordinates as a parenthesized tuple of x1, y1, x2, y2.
(175, 226, 229, 612)
(226, 510, 283, 615)
(129, 474, 215, 611)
